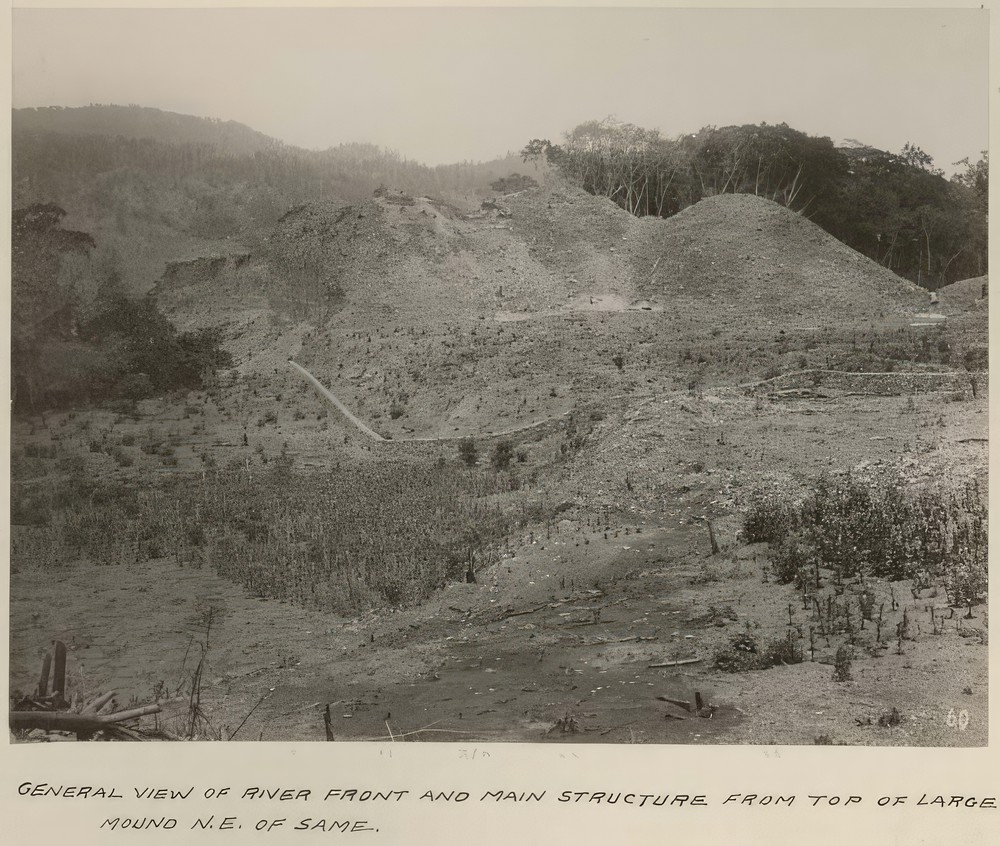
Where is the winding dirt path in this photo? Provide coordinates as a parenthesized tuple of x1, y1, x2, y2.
(289, 360, 576, 445)
(289, 360, 384, 441)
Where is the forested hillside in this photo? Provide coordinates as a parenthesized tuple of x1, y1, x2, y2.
(10, 203, 232, 413)
(523, 120, 987, 288)
(12, 105, 528, 293)
(13, 105, 525, 219)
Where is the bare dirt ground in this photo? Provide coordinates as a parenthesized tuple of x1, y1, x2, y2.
(9, 184, 988, 746)
(10, 512, 986, 745)
(10, 382, 987, 745)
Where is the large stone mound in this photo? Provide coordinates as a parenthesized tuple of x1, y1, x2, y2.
(628, 193, 926, 323)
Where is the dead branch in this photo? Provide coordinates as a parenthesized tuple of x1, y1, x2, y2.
(648, 657, 702, 668)
(11, 704, 161, 734)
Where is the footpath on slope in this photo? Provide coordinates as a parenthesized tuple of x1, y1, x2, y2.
(290, 360, 577, 446)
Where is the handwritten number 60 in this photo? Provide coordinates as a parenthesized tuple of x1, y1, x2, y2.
(946, 708, 970, 730)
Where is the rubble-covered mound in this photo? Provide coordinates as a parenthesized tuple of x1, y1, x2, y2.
(156, 184, 946, 442)
(628, 193, 926, 324)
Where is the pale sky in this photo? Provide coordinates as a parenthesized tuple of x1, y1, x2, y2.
(12, 7, 989, 171)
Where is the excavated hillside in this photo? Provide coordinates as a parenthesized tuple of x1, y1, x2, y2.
(240, 182, 925, 331)
(156, 182, 935, 442)
(15, 180, 987, 748)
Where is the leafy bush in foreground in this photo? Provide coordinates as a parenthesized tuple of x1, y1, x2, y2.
(714, 630, 804, 673)
(744, 473, 987, 605)
(742, 493, 793, 545)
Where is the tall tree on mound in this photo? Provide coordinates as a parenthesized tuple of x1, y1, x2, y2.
(522, 121, 698, 217)
(525, 121, 843, 218)
(687, 123, 845, 213)
(952, 151, 988, 201)
(828, 145, 986, 287)
(527, 120, 987, 288)
(950, 151, 989, 279)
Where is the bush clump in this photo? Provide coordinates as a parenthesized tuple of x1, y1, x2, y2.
(714, 630, 803, 673)
(771, 531, 814, 585)
(747, 472, 986, 605)
(742, 493, 793, 544)
(458, 438, 478, 467)
(714, 632, 762, 673)
(491, 440, 514, 471)
(833, 645, 854, 682)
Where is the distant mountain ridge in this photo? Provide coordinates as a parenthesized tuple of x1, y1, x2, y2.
(13, 104, 284, 155)
(10, 103, 535, 300)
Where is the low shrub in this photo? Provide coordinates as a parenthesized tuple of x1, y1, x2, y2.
(833, 645, 854, 682)
(771, 531, 814, 585)
(742, 493, 792, 545)
(491, 440, 514, 471)
(714, 630, 804, 673)
(714, 632, 761, 673)
(764, 632, 804, 667)
(458, 438, 478, 467)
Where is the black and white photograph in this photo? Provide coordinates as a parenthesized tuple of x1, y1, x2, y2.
(7, 2, 990, 759)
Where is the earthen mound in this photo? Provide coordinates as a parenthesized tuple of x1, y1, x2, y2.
(627, 193, 926, 324)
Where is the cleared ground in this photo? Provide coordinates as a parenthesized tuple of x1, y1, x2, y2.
(9, 183, 988, 745)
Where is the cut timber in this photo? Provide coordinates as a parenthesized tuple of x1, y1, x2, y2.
(10, 704, 161, 734)
(81, 690, 117, 716)
(504, 603, 548, 618)
(648, 658, 702, 668)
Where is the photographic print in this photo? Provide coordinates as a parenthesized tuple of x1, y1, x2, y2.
(8, 5, 989, 750)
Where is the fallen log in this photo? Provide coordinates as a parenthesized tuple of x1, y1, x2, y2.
(572, 635, 658, 647)
(11, 704, 161, 734)
(648, 658, 702, 668)
(81, 690, 117, 716)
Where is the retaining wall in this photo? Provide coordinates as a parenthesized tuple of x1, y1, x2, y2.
(375, 413, 576, 461)
(749, 369, 972, 396)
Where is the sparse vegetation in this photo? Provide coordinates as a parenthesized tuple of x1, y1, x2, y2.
(713, 629, 803, 673)
(744, 473, 986, 599)
(8, 103, 988, 746)
(11, 461, 531, 613)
